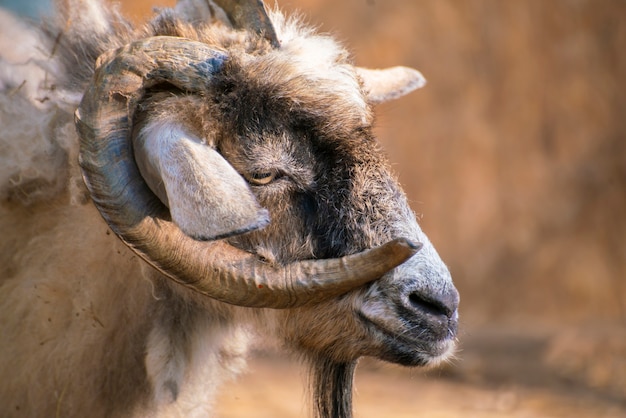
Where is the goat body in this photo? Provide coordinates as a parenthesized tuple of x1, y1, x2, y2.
(0, 1, 458, 417)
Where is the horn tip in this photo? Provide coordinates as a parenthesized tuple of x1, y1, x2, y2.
(394, 237, 423, 253)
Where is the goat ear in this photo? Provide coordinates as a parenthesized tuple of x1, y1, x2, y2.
(356, 66, 426, 104)
(134, 122, 269, 241)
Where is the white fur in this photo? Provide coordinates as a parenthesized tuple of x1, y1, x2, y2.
(269, 10, 370, 120)
(0, 9, 49, 101)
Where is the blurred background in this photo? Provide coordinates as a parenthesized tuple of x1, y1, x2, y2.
(3, 0, 625, 416)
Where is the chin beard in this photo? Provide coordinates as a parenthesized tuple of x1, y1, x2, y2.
(307, 355, 357, 418)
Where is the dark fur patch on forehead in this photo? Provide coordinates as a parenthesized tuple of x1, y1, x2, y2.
(210, 57, 371, 141)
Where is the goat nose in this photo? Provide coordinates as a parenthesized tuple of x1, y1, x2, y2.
(408, 286, 459, 319)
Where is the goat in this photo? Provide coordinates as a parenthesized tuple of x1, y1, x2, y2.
(0, 1, 459, 417)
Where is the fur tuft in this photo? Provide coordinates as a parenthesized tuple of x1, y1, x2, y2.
(308, 356, 357, 418)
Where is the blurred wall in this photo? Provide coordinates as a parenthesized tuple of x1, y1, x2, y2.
(0, 0, 51, 17)
(110, 1, 626, 326)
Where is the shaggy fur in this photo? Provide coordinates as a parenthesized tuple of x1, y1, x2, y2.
(0, 1, 458, 417)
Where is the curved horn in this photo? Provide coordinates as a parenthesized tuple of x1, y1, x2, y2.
(213, 0, 280, 48)
(75, 36, 421, 308)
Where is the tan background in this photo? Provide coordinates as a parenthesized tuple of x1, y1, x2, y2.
(56, 0, 626, 416)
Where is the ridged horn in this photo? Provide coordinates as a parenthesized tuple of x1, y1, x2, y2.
(213, 0, 280, 48)
(75, 36, 421, 308)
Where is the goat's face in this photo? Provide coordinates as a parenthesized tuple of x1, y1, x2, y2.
(202, 55, 458, 366)
(75, 14, 458, 367)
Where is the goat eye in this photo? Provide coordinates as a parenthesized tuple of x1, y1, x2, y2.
(245, 170, 278, 185)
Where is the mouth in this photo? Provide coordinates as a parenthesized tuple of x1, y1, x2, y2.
(357, 309, 457, 367)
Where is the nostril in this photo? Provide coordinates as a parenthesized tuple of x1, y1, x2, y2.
(408, 291, 456, 318)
